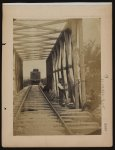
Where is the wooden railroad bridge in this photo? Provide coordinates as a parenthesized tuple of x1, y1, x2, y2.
(13, 19, 101, 135)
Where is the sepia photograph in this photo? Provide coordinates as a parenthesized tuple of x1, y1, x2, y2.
(2, 3, 112, 147)
(13, 18, 101, 136)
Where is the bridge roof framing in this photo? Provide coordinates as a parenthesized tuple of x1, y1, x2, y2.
(14, 48, 51, 52)
(13, 37, 58, 43)
(14, 41, 55, 46)
(13, 30, 61, 37)
(22, 56, 48, 61)
(13, 42, 55, 48)
(14, 19, 67, 61)
(13, 19, 67, 31)
(21, 53, 49, 57)
(18, 49, 51, 53)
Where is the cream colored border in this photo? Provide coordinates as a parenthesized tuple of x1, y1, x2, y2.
(2, 3, 112, 147)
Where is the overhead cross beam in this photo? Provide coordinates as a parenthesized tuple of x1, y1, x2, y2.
(14, 36, 57, 42)
(14, 49, 51, 53)
(13, 30, 61, 37)
(22, 56, 48, 61)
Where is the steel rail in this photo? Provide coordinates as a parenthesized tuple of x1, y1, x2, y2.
(14, 86, 32, 122)
(39, 86, 73, 135)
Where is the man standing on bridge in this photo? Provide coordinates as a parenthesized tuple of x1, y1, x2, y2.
(57, 78, 66, 106)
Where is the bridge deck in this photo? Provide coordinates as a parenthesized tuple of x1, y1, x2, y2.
(13, 85, 101, 135)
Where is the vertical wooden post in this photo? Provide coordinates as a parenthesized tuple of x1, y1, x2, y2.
(56, 44, 60, 78)
(15, 52, 23, 93)
(70, 19, 86, 107)
(70, 20, 80, 108)
(15, 53, 18, 93)
(46, 54, 53, 90)
(46, 58, 48, 87)
(20, 59, 23, 90)
(56, 44, 61, 96)
(60, 37, 69, 102)
(13, 49, 16, 94)
(64, 30, 75, 104)
(58, 41, 62, 79)
(78, 20, 86, 105)
(52, 52, 56, 94)
(55, 46, 59, 96)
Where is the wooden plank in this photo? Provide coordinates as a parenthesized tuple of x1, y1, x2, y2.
(60, 40, 69, 101)
(78, 20, 86, 104)
(58, 40, 62, 79)
(19, 55, 49, 58)
(14, 40, 55, 46)
(54, 50, 58, 96)
(14, 37, 57, 42)
(55, 46, 60, 96)
(14, 47, 51, 51)
(16, 52, 50, 55)
(17, 45, 52, 50)
(13, 39, 56, 47)
(17, 51, 50, 54)
(13, 30, 61, 37)
(22, 55, 47, 58)
(46, 54, 53, 90)
(14, 53, 23, 93)
(70, 20, 81, 108)
(23, 58, 46, 60)
(52, 52, 57, 94)
(17, 50, 51, 53)
(64, 30, 75, 104)
(23, 58, 46, 61)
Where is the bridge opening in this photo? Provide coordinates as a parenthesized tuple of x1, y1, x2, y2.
(23, 60, 46, 86)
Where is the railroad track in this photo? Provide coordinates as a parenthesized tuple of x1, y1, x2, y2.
(13, 85, 101, 135)
(14, 85, 72, 135)
(44, 89, 101, 135)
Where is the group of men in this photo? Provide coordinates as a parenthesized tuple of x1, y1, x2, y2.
(42, 78, 95, 110)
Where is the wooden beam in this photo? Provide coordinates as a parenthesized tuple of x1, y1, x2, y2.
(70, 19, 86, 108)
(64, 30, 76, 104)
(14, 47, 51, 51)
(52, 52, 57, 94)
(78, 20, 86, 105)
(15, 51, 51, 54)
(14, 25, 61, 33)
(58, 40, 62, 79)
(70, 20, 80, 108)
(14, 36, 57, 42)
(17, 51, 50, 54)
(60, 39, 69, 101)
(13, 30, 60, 37)
(23, 57, 47, 59)
(22, 56, 47, 59)
(18, 52, 50, 55)
(14, 44, 53, 49)
(22, 55, 47, 58)
(13, 36, 57, 45)
(23, 58, 46, 61)
(17, 50, 50, 54)
(18, 53, 50, 56)
(14, 53, 23, 93)
(14, 42, 54, 47)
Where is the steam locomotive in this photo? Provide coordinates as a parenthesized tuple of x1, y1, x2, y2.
(30, 69, 41, 85)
